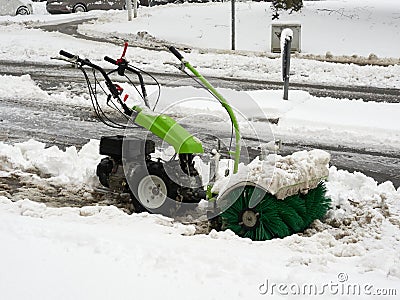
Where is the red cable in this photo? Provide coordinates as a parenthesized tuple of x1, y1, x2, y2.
(121, 42, 128, 59)
(116, 42, 129, 64)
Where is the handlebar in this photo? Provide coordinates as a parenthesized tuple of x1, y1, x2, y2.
(103, 55, 150, 108)
(104, 56, 117, 65)
(168, 46, 184, 61)
(59, 50, 75, 59)
(60, 49, 108, 79)
(59, 49, 151, 111)
(59, 49, 132, 115)
(167, 45, 241, 173)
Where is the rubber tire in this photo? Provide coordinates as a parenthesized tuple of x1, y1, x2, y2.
(73, 4, 87, 13)
(16, 6, 30, 15)
(130, 162, 179, 215)
(96, 157, 114, 188)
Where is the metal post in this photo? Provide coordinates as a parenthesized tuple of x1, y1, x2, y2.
(133, 0, 137, 18)
(126, 0, 132, 21)
(282, 37, 292, 100)
(231, 0, 235, 50)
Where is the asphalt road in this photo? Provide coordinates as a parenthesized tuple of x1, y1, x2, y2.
(1, 60, 399, 103)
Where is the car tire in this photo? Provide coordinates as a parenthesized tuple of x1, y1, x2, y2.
(73, 3, 87, 13)
(16, 6, 30, 15)
(124, 0, 140, 10)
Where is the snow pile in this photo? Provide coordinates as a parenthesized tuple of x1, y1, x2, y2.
(213, 149, 330, 199)
(0, 74, 49, 99)
(299, 166, 400, 277)
(326, 166, 400, 227)
(0, 139, 102, 186)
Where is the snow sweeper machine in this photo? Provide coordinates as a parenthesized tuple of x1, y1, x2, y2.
(58, 44, 331, 241)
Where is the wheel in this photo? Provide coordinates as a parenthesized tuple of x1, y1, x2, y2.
(16, 6, 30, 15)
(130, 161, 179, 216)
(139, 0, 149, 6)
(73, 3, 87, 13)
(96, 157, 114, 188)
(137, 174, 168, 209)
(124, 0, 140, 10)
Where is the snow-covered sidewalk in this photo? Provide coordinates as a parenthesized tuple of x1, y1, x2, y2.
(79, 1, 400, 58)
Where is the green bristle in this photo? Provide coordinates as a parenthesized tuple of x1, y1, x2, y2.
(260, 202, 291, 238)
(284, 194, 307, 222)
(277, 201, 305, 233)
(219, 182, 331, 241)
(303, 183, 331, 226)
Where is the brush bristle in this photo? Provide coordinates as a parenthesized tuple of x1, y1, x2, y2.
(219, 182, 331, 241)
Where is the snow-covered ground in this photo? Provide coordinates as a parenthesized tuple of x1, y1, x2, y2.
(0, 1, 399, 88)
(0, 139, 399, 299)
(0, 1, 399, 299)
(79, 0, 400, 57)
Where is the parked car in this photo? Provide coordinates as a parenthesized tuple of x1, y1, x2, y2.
(46, 0, 139, 14)
(0, 0, 33, 16)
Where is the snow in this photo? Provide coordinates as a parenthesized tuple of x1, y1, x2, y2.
(280, 27, 293, 58)
(212, 149, 330, 200)
(0, 2, 399, 89)
(0, 1, 399, 299)
(0, 84, 399, 297)
(78, 1, 400, 58)
(0, 139, 102, 186)
(0, 142, 399, 298)
(0, 74, 48, 99)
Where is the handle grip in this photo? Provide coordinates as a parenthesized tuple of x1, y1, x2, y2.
(59, 50, 75, 59)
(104, 56, 117, 65)
(168, 46, 184, 61)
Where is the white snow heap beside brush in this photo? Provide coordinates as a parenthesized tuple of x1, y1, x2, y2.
(213, 149, 330, 200)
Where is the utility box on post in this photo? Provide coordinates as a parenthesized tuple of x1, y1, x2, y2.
(271, 22, 301, 53)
